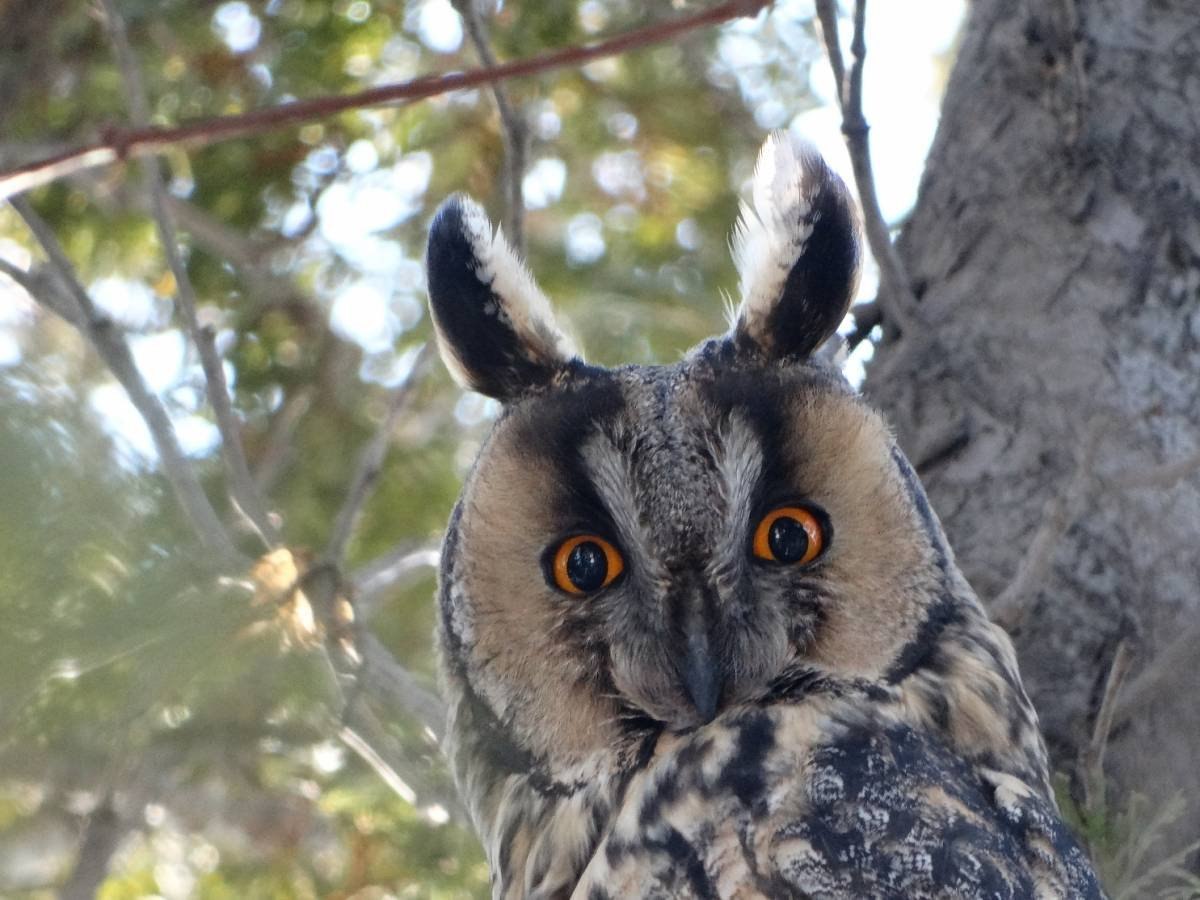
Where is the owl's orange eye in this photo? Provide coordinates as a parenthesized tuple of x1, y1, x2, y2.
(752, 506, 826, 565)
(551, 535, 625, 595)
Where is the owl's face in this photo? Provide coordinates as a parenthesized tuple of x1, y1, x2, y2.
(444, 357, 940, 772)
(429, 135, 945, 781)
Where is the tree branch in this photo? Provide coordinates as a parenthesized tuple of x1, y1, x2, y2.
(337, 719, 421, 804)
(300, 560, 454, 817)
(814, 0, 921, 337)
(324, 344, 433, 565)
(162, 194, 276, 274)
(990, 418, 1105, 631)
(0, 0, 769, 200)
(1113, 620, 1200, 729)
(813, 0, 846, 95)
(93, 182, 317, 312)
(254, 388, 312, 493)
(9, 198, 237, 561)
(338, 706, 466, 824)
(356, 632, 445, 741)
(101, 0, 280, 550)
(353, 541, 441, 620)
(0, 255, 84, 327)
(1080, 640, 1134, 826)
(270, 343, 444, 812)
(844, 300, 881, 353)
(58, 797, 129, 900)
(1111, 447, 1200, 491)
(453, 0, 529, 255)
(284, 344, 445, 814)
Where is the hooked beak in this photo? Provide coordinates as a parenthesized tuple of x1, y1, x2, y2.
(683, 629, 721, 723)
(680, 605, 723, 724)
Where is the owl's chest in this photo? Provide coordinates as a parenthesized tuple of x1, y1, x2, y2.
(562, 702, 1064, 900)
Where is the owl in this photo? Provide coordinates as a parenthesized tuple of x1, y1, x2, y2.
(425, 133, 1104, 899)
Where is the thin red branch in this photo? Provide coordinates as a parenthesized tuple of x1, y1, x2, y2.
(0, 0, 768, 200)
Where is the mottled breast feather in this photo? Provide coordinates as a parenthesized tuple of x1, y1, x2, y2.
(575, 701, 1102, 900)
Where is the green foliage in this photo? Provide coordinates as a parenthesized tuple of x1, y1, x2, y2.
(0, 0, 832, 894)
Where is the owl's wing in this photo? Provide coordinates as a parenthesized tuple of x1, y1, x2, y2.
(572, 705, 1104, 900)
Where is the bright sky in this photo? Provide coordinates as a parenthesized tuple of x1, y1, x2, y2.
(0, 0, 964, 464)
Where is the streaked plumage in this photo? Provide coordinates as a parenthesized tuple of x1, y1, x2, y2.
(425, 133, 1104, 899)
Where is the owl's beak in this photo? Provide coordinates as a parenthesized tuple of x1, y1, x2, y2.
(682, 623, 723, 724)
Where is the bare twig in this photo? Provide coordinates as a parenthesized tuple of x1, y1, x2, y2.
(844, 299, 881, 352)
(813, 0, 846, 93)
(0, 0, 769, 199)
(10, 197, 102, 319)
(253, 389, 313, 493)
(324, 344, 433, 564)
(196, 329, 282, 543)
(163, 195, 274, 272)
(101, 0, 280, 549)
(357, 632, 445, 741)
(338, 721, 421, 804)
(295, 561, 452, 816)
(1080, 640, 1134, 825)
(0, 256, 32, 288)
(338, 704, 466, 824)
(93, 183, 312, 312)
(353, 541, 441, 619)
(139, 170, 338, 273)
(453, 0, 529, 255)
(0, 256, 86, 326)
(1111, 448, 1200, 491)
(302, 552, 451, 813)
(9, 198, 237, 561)
(991, 419, 1105, 631)
(277, 343, 445, 811)
(1113, 620, 1200, 729)
(58, 797, 129, 900)
(989, 487, 1077, 631)
(815, 0, 920, 337)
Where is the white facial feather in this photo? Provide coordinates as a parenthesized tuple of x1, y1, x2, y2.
(457, 197, 580, 365)
(710, 414, 762, 583)
(580, 432, 669, 590)
(729, 132, 823, 336)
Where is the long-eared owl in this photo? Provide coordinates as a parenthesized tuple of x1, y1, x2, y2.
(425, 133, 1104, 899)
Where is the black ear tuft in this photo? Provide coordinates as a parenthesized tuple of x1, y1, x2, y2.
(426, 195, 578, 400)
(730, 133, 862, 361)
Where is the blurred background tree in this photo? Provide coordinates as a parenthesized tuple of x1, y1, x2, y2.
(0, 0, 1196, 898)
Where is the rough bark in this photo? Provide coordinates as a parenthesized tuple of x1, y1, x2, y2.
(868, 0, 1200, 861)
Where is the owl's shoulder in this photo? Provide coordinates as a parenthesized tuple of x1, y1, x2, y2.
(573, 699, 1103, 900)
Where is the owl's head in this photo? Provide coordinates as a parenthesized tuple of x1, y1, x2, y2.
(428, 135, 959, 787)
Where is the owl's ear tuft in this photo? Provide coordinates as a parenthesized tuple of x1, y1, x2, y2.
(426, 195, 579, 400)
(730, 133, 861, 361)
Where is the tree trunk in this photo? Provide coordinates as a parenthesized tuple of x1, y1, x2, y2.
(867, 0, 1200, 863)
